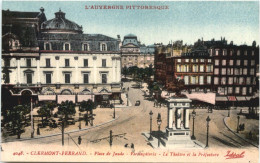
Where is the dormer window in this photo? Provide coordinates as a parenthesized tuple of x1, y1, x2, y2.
(64, 43, 70, 51)
(100, 43, 107, 51)
(82, 43, 89, 51)
(44, 42, 51, 50)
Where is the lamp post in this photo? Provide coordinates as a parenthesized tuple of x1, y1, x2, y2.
(113, 98, 116, 119)
(228, 107, 230, 117)
(191, 109, 196, 140)
(205, 116, 211, 148)
(30, 97, 34, 138)
(148, 111, 153, 141)
(237, 116, 240, 133)
(157, 113, 162, 148)
(79, 112, 81, 130)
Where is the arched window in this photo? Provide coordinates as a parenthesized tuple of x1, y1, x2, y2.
(45, 42, 51, 50)
(82, 43, 89, 51)
(100, 43, 107, 51)
(64, 43, 70, 51)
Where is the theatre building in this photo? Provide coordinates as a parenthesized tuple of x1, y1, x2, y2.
(1, 8, 121, 106)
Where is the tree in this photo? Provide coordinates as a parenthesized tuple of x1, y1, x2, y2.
(122, 66, 128, 79)
(5, 105, 29, 139)
(37, 102, 55, 127)
(57, 100, 76, 125)
(167, 77, 185, 96)
(79, 99, 95, 126)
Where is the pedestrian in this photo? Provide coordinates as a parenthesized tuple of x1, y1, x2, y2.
(159, 102, 161, 108)
(78, 136, 82, 145)
(131, 143, 134, 149)
(37, 126, 40, 135)
(124, 143, 128, 148)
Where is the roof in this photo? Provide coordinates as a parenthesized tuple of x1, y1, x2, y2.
(124, 33, 137, 38)
(2, 10, 41, 18)
(41, 9, 82, 33)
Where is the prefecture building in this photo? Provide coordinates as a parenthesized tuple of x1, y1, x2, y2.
(1, 8, 121, 106)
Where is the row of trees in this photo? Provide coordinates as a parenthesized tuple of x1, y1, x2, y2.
(122, 65, 154, 82)
(2, 99, 95, 139)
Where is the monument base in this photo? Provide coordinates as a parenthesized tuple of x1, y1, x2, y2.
(164, 127, 195, 148)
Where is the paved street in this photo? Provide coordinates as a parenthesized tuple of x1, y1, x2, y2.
(1, 81, 259, 152)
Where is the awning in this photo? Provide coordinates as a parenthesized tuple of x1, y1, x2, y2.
(236, 96, 247, 101)
(184, 92, 216, 105)
(216, 96, 228, 101)
(57, 95, 75, 104)
(228, 96, 237, 101)
(77, 95, 94, 102)
(38, 95, 56, 101)
(246, 96, 252, 101)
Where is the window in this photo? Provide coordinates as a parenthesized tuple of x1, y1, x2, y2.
(46, 73, 51, 84)
(214, 77, 219, 85)
(239, 77, 244, 84)
(199, 65, 204, 72)
(221, 68, 226, 75)
(250, 68, 255, 75)
(221, 77, 226, 85)
(184, 76, 189, 85)
(230, 50, 233, 56)
(177, 59, 181, 63)
(191, 76, 196, 84)
(46, 59, 50, 67)
(251, 60, 255, 66)
(84, 59, 88, 67)
(244, 60, 248, 66)
(249, 87, 252, 94)
(26, 59, 31, 67)
(228, 77, 233, 85)
(102, 74, 107, 83)
(199, 76, 204, 85)
(215, 50, 219, 56)
(240, 68, 243, 75)
(65, 74, 70, 83)
(26, 73, 32, 84)
(45, 43, 50, 50)
(243, 68, 247, 75)
(65, 59, 70, 67)
(244, 51, 247, 56)
(236, 60, 240, 66)
(83, 74, 89, 84)
(222, 60, 226, 66)
(237, 50, 240, 56)
(200, 59, 204, 62)
(230, 60, 233, 65)
(207, 76, 211, 84)
(83, 44, 89, 51)
(234, 77, 238, 84)
(206, 65, 212, 72)
(214, 68, 219, 75)
(235, 87, 240, 94)
(101, 43, 106, 51)
(64, 43, 70, 51)
(193, 65, 198, 72)
(228, 87, 233, 94)
(252, 51, 255, 56)
(234, 69, 239, 75)
(102, 59, 106, 67)
(215, 59, 219, 66)
(246, 77, 251, 84)
(184, 65, 189, 72)
(208, 59, 211, 63)
(177, 65, 181, 72)
(242, 87, 246, 95)
(223, 49, 227, 56)
(185, 59, 189, 62)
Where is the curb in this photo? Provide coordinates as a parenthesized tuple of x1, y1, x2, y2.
(223, 117, 258, 148)
(2, 116, 119, 143)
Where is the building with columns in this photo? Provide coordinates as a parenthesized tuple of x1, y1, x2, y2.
(2, 8, 121, 106)
(121, 34, 155, 68)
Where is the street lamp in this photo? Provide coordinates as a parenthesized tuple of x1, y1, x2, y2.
(228, 107, 230, 117)
(205, 116, 211, 148)
(191, 109, 196, 140)
(157, 113, 162, 148)
(113, 98, 116, 119)
(30, 97, 34, 138)
(237, 116, 240, 133)
(148, 111, 153, 141)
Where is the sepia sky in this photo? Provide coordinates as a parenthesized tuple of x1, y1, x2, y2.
(2, 1, 259, 46)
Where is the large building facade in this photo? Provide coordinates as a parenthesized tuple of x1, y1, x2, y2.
(121, 34, 155, 68)
(2, 8, 121, 106)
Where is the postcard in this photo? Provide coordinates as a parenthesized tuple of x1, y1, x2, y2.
(1, 1, 259, 162)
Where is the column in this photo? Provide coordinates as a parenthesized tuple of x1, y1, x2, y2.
(185, 108, 189, 129)
(74, 57, 79, 83)
(112, 58, 116, 82)
(17, 58, 21, 84)
(176, 108, 181, 129)
(36, 57, 40, 85)
(117, 58, 121, 82)
(55, 56, 60, 83)
(93, 56, 97, 84)
(168, 108, 173, 128)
